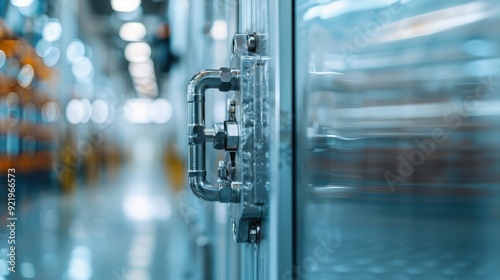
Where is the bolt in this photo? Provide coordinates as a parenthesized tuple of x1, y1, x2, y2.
(224, 121, 239, 150)
(188, 125, 206, 144)
(213, 123, 225, 150)
(218, 161, 229, 178)
(247, 33, 257, 52)
(250, 229, 257, 242)
(219, 67, 233, 91)
(249, 223, 260, 243)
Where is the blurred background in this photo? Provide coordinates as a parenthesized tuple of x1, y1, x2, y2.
(0, 0, 237, 279)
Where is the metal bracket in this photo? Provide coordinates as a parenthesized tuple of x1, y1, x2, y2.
(232, 33, 267, 56)
(228, 32, 269, 243)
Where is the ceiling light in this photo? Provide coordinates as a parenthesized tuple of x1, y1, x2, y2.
(66, 99, 84, 124)
(66, 40, 85, 63)
(124, 42, 151, 62)
(35, 39, 51, 57)
(10, 0, 34, 7)
(120, 22, 147, 41)
(80, 99, 92, 123)
(122, 98, 171, 124)
(152, 99, 172, 124)
(210, 20, 228, 41)
(42, 102, 60, 122)
(111, 0, 141, 13)
(91, 100, 109, 124)
(71, 57, 94, 80)
(43, 46, 60, 67)
(17, 64, 34, 88)
(42, 20, 62, 42)
(128, 60, 154, 78)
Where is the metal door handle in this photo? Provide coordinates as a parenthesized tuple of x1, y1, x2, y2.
(187, 68, 241, 202)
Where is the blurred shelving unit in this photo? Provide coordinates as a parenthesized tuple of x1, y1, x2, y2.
(0, 20, 59, 183)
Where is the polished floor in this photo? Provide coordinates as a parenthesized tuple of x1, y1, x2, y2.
(0, 139, 175, 280)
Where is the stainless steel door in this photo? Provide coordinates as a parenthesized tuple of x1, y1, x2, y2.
(294, 0, 500, 279)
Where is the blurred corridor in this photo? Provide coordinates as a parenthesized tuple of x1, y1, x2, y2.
(0, 0, 216, 279)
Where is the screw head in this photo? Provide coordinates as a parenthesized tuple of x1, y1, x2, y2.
(225, 121, 238, 150)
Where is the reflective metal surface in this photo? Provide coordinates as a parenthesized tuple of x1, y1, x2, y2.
(295, 0, 500, 278)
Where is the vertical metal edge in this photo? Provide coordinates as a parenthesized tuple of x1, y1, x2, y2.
(269, 0, 294, 279)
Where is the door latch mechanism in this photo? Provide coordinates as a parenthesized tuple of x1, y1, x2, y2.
(187, 33, 267, 243)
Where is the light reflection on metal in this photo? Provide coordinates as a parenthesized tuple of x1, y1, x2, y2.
(303, 0, 405, 21)
(376, 2, 494, 43)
